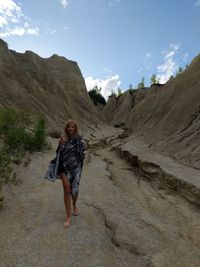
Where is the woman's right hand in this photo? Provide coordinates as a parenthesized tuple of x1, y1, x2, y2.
(59, 134, 65, 145)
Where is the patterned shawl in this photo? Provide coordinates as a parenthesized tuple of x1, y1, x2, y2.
(44, 135, 86, 183)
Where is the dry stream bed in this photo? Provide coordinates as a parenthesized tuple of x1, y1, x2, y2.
(0, 127, 200, 267)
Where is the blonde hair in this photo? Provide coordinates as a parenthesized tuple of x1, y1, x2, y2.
(64, 119, 79, 139)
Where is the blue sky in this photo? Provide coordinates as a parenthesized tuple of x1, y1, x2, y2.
(0, 0, 200, 99)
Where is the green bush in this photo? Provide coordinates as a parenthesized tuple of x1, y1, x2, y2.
(0, 109, 48, 208)
(0, 147, 12, 185)
(5, 127, 27, 151)
(0, 108, 47, 153)
(150, 74, 158, 85)
(128, 89, 136, 95)
(0, 108, 31, 135)
(88, 86, 106, 106)
(0, 147, 9, 209)
(0, 108, 47, 177)
(0, 108, 18, 134)
(137, 76, 145, 89)
(28, 117, 47, 151)
(117, 88, 123, 97)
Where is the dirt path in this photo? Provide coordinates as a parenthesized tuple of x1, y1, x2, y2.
(1, 129, 200, 267)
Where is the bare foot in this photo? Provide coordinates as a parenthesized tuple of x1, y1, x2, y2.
(73, 205, 79, 216)
(63, 217, 70, 228)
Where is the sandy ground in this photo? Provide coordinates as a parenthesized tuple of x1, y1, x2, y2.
(1, 126, 200, 267)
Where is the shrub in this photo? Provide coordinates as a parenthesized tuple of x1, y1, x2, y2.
(4, 127, 27, 151)
(176, 67, 183, 76)
(109, 90, 117, 97)
(0, 109, 48, 208)
(150, 74, 158, 85)
(0, 108, 31, 135)
(117, 88, 123, 97)
(30, 117, 47, 151)
(0, 147, 12, 185)
(0, 109, 47, 153)
(137, 77, 145, 89)
(88, 86, 106, 106)
(0, 108, 47, 171)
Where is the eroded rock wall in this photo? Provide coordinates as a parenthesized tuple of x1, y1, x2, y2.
(0, 39, 105, 132)
(103, 55, 200, 169)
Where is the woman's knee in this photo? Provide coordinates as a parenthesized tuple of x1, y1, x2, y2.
(64, 186, 70, 195)
(62, 175, 70, 195)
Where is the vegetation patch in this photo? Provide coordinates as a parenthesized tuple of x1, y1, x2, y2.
(0, 108, 48, 208)
(88, 86, 106, 106)
(48, 129, 62, 139)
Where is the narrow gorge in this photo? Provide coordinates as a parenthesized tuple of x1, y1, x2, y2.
(0, 39, 200, 267)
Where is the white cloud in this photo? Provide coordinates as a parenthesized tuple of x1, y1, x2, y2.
(85, 75, 121, 100)
(62, 26, 68, 31)
(9, 26, 25, 36)
(0, 26, 39, 37)
(156, 43, 180, 84)
(108, 0, 120, 6)
(24, 22, 29, 28)
(60, 0, 68, 9)
(0, 0, 22, 27)
(137, 67, 143, 73)
(26, 27, 39, 35)
(46, 28, 56, 35)
(0, 15, 8, 27)
(0, 0, 39, 37)
(195, 0, 200, 6)
(144, 52, 153, 70)
(182, 53, 188, 62)
(146, 52, 152, 58)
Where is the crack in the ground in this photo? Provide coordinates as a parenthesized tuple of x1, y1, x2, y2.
(87, 128, 200, 208)
(102, 154, 141, 187)
(84, 202, 142, 256)
(84, 202, 119, 247)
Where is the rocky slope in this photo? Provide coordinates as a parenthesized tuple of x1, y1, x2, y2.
(1, 128, 200, 267)
(103, 56, 200, 169)
(1, 39, 200, 266)
(0, 39, 105, 133)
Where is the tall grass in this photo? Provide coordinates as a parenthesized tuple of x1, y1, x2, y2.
(0, 109, 47, 153)
(0, 108, 48, 206)
(0, 147, 12, 185)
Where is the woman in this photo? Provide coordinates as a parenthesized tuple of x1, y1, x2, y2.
(57, 119, 86, 228)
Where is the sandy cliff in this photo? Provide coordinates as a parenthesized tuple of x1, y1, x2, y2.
(1, 39, 200, 266)
(0, 39, 105, 132)
(103, 56, 200, 169)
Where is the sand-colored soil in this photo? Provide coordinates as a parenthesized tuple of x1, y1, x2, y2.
(1, 126, 200, 267)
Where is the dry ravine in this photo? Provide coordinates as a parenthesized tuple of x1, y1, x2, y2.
(1, 125, 200, 267)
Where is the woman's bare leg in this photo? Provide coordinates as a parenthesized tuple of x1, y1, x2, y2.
(61, 173, 71, 227)
(72, 193, 79, 216)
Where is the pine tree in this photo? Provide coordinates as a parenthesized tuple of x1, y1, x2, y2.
(176, 67, 183, 76)
(129, 84, 133, 89)
(150, 74, 158, 85)
(137, 77, 145, 89)
(117, 88, 123, 96)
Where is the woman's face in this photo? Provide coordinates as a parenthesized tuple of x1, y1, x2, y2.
(67, 123, 76, 136)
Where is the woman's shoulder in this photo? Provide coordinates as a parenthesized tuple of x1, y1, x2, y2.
(74, 134, 84, 140)
(75, 135, 86, 146)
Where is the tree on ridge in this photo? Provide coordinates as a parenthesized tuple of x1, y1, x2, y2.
(137, 76, 145, 89)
